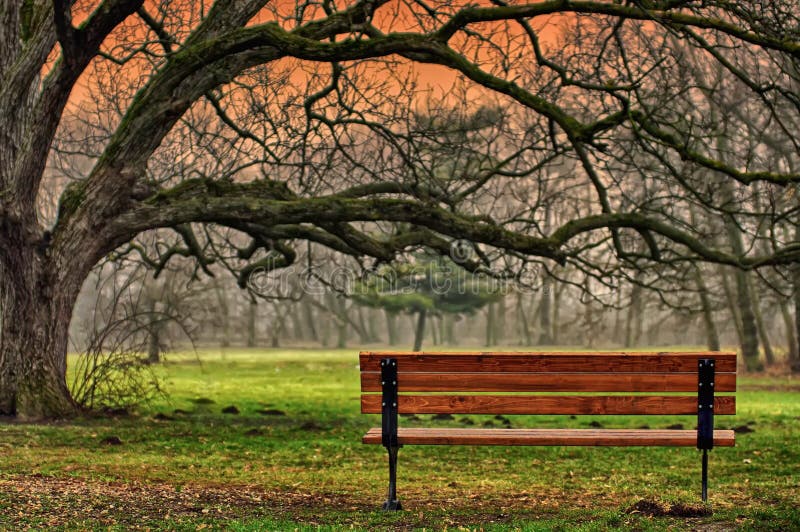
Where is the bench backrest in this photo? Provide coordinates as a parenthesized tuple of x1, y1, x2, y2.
(360, 351, 737, 416)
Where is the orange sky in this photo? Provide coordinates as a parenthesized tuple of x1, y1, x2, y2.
(65, 1, 569, 122)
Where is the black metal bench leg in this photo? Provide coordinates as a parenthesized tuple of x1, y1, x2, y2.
(382, 445, 402, 511)
(701, 449, 708, 502)
(697, 359, 714, 503)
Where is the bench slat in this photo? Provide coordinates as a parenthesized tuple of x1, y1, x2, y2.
(362, 427, 736, 447)
(361, 394, 736, 415)
(359, 352, 737, 373)
(360, 372, 737, 392)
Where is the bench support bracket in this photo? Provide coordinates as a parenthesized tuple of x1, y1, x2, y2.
(381, 358, 402, 511)
(697, 358, 715, 502)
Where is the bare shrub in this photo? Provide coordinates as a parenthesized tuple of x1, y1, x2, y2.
(70, 261, 196, 411)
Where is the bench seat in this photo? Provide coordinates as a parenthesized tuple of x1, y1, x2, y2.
(363, 427, 736, 447)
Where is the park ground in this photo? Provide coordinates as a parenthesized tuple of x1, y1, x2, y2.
(1, 348, 798, 531)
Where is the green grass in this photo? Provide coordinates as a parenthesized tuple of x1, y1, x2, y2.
(1, 347, 799, 530)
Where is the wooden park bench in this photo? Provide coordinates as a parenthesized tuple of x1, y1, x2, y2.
(360, 351, 736, 510)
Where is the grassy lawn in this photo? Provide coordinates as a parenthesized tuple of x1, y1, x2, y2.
(1, 348, 798, 530)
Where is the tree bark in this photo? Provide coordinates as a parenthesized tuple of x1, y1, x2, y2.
(0, 242, 81, 419)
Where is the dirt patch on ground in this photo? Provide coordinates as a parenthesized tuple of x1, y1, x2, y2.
(0, 474, 604, 529)
(0, 474, 720, 529)
(0, 474, 356, 528)
(627, 499, 712, 518)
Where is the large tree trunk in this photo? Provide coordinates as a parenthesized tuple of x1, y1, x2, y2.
(0, 244, 81, 419)
(0, 10, 74, 418)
